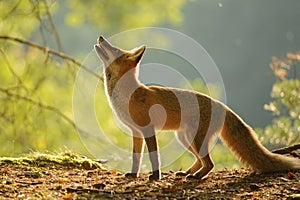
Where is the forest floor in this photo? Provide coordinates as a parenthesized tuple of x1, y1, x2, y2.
(0, 152, 299, 200)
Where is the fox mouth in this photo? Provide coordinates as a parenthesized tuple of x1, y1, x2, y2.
(95, 44, 109, 60)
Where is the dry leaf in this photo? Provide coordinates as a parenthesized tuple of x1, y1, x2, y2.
(62, 193, 73, 199)
(287, 172, 295, 179)
(58, 178, 71, 183)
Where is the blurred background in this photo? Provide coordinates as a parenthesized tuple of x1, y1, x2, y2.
(0, 0, 299, 171)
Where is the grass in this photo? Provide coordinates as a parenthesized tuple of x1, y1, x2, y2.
(0, 150, 103, 170)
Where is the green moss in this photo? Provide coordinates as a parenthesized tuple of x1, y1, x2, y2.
(0, 151, 103, 170)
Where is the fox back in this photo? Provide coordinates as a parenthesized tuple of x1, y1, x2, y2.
(95, 36, 300, 181)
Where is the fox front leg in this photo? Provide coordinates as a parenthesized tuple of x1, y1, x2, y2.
(126, 130, 144, 178)
(143, 125, 161, 180)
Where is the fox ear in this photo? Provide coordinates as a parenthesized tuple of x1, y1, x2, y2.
(128, 45, 146, 63)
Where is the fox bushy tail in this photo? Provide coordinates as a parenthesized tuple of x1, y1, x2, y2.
(221, 110, 300, 172)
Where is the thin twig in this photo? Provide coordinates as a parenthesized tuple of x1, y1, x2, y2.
(272, 144, 300, 155)
(42, 0, 63, 51)
(0, 86, 90, 137)
(0, 35, 104, 82)
(2, 0, 22, 20)
(0, 49, 25, 87)
(30, 0, 47, 46)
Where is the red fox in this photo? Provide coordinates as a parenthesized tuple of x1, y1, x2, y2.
(94, 36, 300, 180)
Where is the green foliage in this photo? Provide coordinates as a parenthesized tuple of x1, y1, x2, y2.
(258, 52, 300, 147)
(0, 0, 39, 37)
(0, 49, 79, 155)
(184, 78, 222, 100)
(0, 0, 185, 157)
(211, 144, 240, 170)
(64, 0, 184, 33)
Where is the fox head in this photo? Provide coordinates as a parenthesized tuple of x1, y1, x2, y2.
(94, 36, 145, 81)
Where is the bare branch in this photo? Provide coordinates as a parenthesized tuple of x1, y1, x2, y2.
(30, 0, 47, 46)
(42, 0, 63, 51)
(0, 86, 90, 138)
(3, 0, 22, 20)
(0, 35, 104, 82)
(272, 144, 300, 158)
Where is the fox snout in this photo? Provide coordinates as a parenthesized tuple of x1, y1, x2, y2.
(94, 44, 109, 61)
(94, 36, 123, 66)
(97, 36, 105, 43)
(95, 36, 146, 73)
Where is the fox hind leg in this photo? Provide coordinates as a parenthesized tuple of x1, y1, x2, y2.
(188, 133, 215, 179)
(176, 129, 215, 179)
(175, 130, 202, 176)
(176, 153, 203, 176)
(188, 154, 214, 179)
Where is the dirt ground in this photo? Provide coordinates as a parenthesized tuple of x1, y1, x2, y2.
(0, 153, 299, 199)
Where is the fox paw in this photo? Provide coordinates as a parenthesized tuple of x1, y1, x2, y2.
(186, 174, 198, 179)
(125, 173, 138, 178)
(175, 171, 188, 176)
(186, 173, 208, 180)
(149, 170, 161, 181)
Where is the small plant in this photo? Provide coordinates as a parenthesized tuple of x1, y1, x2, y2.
(0, 150, 103, 170)
(258, 52, 300, 147)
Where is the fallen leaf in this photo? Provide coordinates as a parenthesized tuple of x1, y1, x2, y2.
(93, 183, 105, 189)
(24, 171, 41, 178)
(287, 172, 295, 180)
(162, 182, 176, 193)
(58, 178, 71, 183)
(62, 193, 72, 199)
(249, 184, 260, 191)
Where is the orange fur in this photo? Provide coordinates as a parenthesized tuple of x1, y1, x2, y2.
(94, 36, 300, 180)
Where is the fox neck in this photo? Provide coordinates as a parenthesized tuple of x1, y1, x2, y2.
(104, 67, 141, 99)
